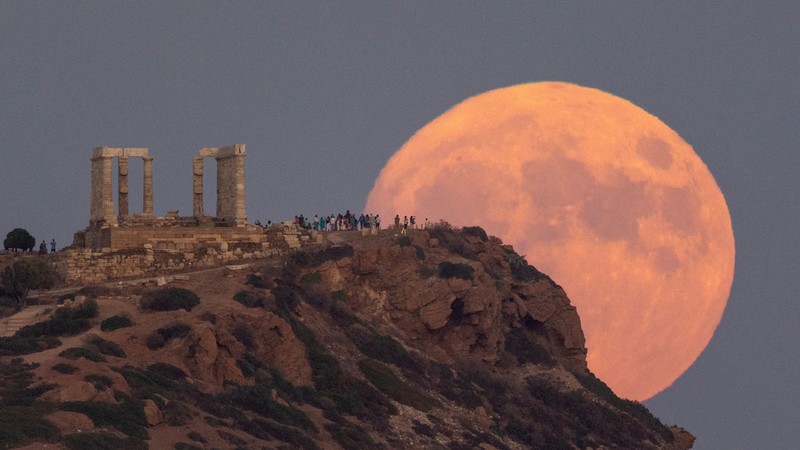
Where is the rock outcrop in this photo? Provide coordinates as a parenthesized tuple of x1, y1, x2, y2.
(5, 225, 692, 450)
(315, 230, 587, 372)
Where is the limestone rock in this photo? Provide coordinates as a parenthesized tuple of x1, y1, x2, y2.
(42, 381, 100, 403)
(45, 411, 95, 433)
(143, 399, 163, 426)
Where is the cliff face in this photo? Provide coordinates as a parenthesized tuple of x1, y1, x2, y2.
(315, 228, 587, 373)
(0, 225, 693, 449)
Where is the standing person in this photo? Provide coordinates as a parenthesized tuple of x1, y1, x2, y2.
(402, 216, 408, 235)
(424, 218, 430, 229)
(376, 214, 381, 229)
(394, 214, 400, 230)
(410, 216, 416, 229)
(50, 239, 57, 253)
(38, 240, 47, 255)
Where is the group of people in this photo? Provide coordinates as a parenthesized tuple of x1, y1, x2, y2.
(393, 215, 430, 235)
(293, 211, 381, 232)
(261, 211, 434, 235)
(38, 239, 57, 255)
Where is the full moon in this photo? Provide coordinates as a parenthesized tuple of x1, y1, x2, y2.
(365, 82, 735, 401)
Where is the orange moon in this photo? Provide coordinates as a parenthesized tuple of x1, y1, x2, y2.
(365, 82, 735, 401)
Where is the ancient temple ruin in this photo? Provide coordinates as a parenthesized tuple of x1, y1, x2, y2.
(74, 144, 258, 250)
(193, 144, 247, 226)
(55, 144, 321, 284)
(89, 147, 154, 227)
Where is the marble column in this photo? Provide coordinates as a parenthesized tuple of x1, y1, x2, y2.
(118, 156, 129, 217)
(143, 156, 154, 216)
(193, 156, 204, 217)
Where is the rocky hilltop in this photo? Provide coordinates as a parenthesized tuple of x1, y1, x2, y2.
(0, 225, 694, 449)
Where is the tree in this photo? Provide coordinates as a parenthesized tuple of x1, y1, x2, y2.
(3, 228, 35, 252)
(0, 258, 58, 306)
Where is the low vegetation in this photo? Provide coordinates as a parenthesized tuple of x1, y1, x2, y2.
(16, 299, 98, 338)
(437, 261, 474, 280)
(146, 322, 192, 350)
(288, 245, 354, 268)
(100, 314, 133, 331)
(0, 358, 60, 448)
(59, 347, 107, 362)
(140, 287, 200, 312)
(85, 334, 127, 358)
(0, 257, 59, 306)
(232, 290, 265, 308)
(505, 248, 549, 283)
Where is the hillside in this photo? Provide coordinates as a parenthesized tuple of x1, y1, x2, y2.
(0, 225, 694, 449)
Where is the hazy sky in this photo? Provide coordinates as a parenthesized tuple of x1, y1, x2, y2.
(1, 2, 798, 448)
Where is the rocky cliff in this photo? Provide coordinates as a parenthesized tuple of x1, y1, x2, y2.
(0, 225, 693, 449)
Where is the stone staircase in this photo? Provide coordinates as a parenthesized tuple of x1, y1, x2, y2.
(0, 305, 52, 337)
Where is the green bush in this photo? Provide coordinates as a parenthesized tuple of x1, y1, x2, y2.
(187, 431, 206, 443)
(289, 245, 354, 268)
(52, 362, 79, 374)
(357, 359, 440, 412)
(146, 363, 187, 381)
(462, 226, 489, 242)
(59, 347, 107, 362)
(229, 384, 317, 431)
(141, 287, 200, 312)
(0, 258, 58, 305)
(86, 334, 126, 358)
(3, 228, 35, 252)
(437, 261, 474, 280)
(146, 323, 192, 350)
(231, 324, 256, 350)
(505, 249, 549, 282)
(0, 405, 60, 448)
(414, 245, 425, 260)
(0, 335, 60, 356)
(237, 418, 321, 450)
(347, 326, 422, 373)
(246, 273, 269, 289)
(100, 314, 133, 331)
(16, 299, 98, 338)
(428, 223, 478, 260)
(232, 290, 264, 308)
(85, 373, 114, 390)
(61, 397, 148, 440)
(504, 327, 554, 366)
(0, 358, 56, 407)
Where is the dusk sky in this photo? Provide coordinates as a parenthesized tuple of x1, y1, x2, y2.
(1, 3, 798, 448)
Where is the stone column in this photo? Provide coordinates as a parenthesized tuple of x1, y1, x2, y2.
(215, 144, 247, 225)
(142, 156, 154, 216)
(193, 156, 204, 217)
(89, 153, 117, 226)
(89, 155, 102, 225)
(118, 156, 129, 218)
(233, 151, 246, 223)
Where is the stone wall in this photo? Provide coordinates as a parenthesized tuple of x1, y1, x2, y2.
(55, 224, 323, 284)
